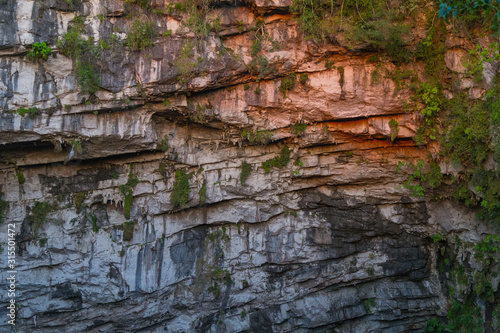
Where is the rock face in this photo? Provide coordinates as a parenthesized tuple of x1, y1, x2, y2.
(0, 0, 498, 332)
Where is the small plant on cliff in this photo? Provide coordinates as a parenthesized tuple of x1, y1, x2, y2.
(396, 159, 443, 197)
(171, 169, 190, 208)
(160, 135, 169, 152)
(91, 215, 99, 233)
(119, 172, 139, 219)
(199, 180, 207, 205)
(364, 298, 375, 313)
(29, 201, 56, 238)
(57, 16, 101, 95)
(439, 1, 500, 34)
(473, 235, 500, 266)
(26, 42, 51, 61)
(290, 121, 307, 136)
(245, 130, 273, 145)
(16, 107, 39, 119)
(431, 233, 445, 243)
(240, 161, 252, 185)
(262, 146, 291, 173)
(74, 191, 87, 213)
(388, 119, 399, 142)
(126, 19, 156, 50)
(175, 40, 202, 83)
(299, 73, 308, 84)
(0, 192, 8, 225)
(122, 221, 136, 241)
(17, 172, 26, 184)
(70, 139, 82, 154)
(124, 0, 150, 9)
(279, 73, 297, 95)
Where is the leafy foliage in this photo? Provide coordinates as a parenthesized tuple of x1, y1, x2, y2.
(242, 130, 273, 145)
(299, 73, 308, 84)
(126, 19, 156, 50)
(171, 169, 190, 208)
(388, 119, 399, 142)
(119, 172, 139, 219)
(279, 73, 297, 94)
(175, 40, 202, 83)
(290, 121, 307, 136)
(122, 221, 136, 241)
(0, 193, 8, 225)
(199, 180, 207, 205)
(290, 0, 411, 63)
(439, 0, 500, 35)
(56, 16, 100, 95)
(29, 201, 55, 238)
(26, 42, 51, 61)
(240, 161, 252, 185)
(262, 146, 291, 173)
(15, 107, 39, 119)
(443, 94, 491, 167)
(397, 159, 443, 197)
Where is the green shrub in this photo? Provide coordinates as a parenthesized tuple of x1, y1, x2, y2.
(26, 42, 52, 61)
(211, 17, 221, 32)
(199, 180, 207, 205)
(290, 121, 307, 136)
(291, 0, 411, 64)
(249, 55, 274, 80)
(299, 73, 308, 84)
(0, 193, 8, 225)
(126, 19, 156, 50)
(75, 60, 100, 95)
(474, 234, 499, 266)
(279, 73, 297, 94)
(74, 191, 87, 213)
(444, 94, 491, 167)
(262, 146, 291, 173)
(431, 233, 444, 243)
(30, 201, 55, 237)
(16, 172, 25, 184)
(56, 16, 86, 58)
(171, 169, 190, 208)
(56, 16, 100, 95)
(364, 298, 375, 313)
(125, 0, 149, 9)
(246, 130, 273, 145)
(160, 135, 169, 152)
(414, 26, 447, 82)
(175, 41, 201, 83)
(16, 107, 39, 119)
(91, 215, 99, 233)
(397, 159, 442, 197)
(353, 20, 411, 65)
(122, 221, 136, 241)
(425, 318, 446, 333)
(325, 60, 334, 69)
(388, 119, 399, 142)
(250, 38, 262, 57)
(119, 172, 139, 219)
(70, 139, 82, 154)
(439, 0, 500, 34)
(240, 161, 252, 185)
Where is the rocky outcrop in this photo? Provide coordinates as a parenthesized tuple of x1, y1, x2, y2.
(0, 0, 498, 332)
